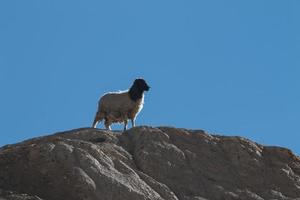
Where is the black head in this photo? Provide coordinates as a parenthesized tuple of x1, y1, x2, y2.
(133, 78, 150, 92)
(129, 78, 150, 101)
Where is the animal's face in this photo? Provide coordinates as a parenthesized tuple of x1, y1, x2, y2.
(134, 79, 150, 91)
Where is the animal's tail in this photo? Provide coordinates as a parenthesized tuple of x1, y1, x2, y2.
(92, 111, 103, 128)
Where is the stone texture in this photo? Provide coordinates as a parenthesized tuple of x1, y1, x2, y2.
(0, 189, 43, 200)
(0, 126, 300, 200)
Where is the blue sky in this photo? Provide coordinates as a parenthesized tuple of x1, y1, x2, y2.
(0, 1, 299, 154)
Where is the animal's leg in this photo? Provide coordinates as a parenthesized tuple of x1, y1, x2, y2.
(131, 119, 135, 128)
(123, 119, 128, 131)
(104, 119, 112, 130)
(92, 112, 103, 128)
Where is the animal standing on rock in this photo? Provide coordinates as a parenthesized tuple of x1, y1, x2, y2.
(92, 78, 150, 131)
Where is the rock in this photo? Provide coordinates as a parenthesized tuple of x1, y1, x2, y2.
(0, 189, 44, 200)
(0, 126, 299, 200)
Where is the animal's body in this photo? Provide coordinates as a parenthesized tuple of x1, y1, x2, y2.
(92, 79, 150, 130)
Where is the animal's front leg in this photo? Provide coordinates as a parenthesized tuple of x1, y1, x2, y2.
(104, 119, 112, 130)
(131, 119, 135, 128)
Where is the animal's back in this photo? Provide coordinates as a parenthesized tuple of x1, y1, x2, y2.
(99, 91, 131, 111)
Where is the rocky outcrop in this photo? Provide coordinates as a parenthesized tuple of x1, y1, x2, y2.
(0, 126, 300, 200)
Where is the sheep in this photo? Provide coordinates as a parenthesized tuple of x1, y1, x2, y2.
(92, 78, 150, 131)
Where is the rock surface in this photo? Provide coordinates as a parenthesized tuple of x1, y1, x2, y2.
(0, 126, 300, 200)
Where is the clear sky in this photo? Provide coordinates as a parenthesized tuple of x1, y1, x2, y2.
(0, 1, 299, 154)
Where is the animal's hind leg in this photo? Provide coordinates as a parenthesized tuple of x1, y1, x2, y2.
(104, 119, 112, 130)
(92, 112, 103, 128)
